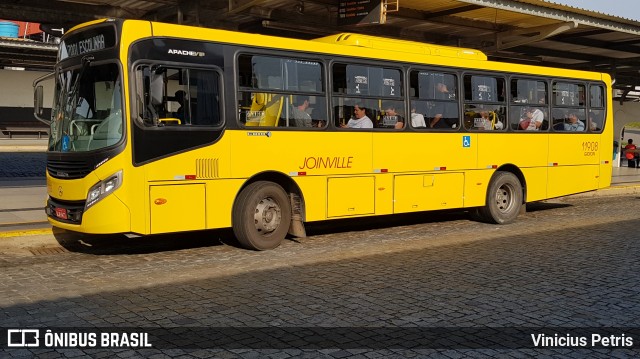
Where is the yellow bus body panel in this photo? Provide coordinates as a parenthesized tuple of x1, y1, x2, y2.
(149, 183, 206, 233)
(327, 176, 375, 217)
(291, 176, 328, 221)
(394, 173, 464, 213)
(229, 131, 372, 178)
(548, 133, 601, 198)
(47, 172, 100, 201)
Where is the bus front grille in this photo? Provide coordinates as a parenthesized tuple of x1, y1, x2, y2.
(47, 158, 92, 179)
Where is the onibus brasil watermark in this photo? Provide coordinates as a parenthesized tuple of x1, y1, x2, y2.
(7, 329, 151, 348)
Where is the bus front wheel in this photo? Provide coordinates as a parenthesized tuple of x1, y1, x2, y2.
(232, 181, 291, 250)
(474, 171, 523, 224)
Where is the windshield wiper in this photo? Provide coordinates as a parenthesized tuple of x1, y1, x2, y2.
(66, 56, 93, 117)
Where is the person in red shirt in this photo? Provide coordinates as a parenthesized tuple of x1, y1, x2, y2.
(625, 139, 638, 167)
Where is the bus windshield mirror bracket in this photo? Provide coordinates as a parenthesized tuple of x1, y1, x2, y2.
(150, 71, 164, 107)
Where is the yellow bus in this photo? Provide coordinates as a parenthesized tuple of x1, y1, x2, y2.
(34, 18, 612, 250)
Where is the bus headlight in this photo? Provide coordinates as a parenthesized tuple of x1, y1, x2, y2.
(85, 170, 123, 211)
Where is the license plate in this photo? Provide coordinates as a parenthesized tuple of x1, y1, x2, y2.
(55, 207, 68, 220)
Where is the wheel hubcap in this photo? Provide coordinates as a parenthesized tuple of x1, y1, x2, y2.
(495, 184, 514, 213)
(254, 197, 281, 234)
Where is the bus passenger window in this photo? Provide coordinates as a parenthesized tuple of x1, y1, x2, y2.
(588, 84, 605, 133)
(410, 71, 458, 130)
(333, 63, 402, 130)
(135, 65, 222, 128)
(588, 110, 603, 132)
(551, 81, 586, 132)
(510, 79, 547, 105)
(238, 54, 325, 129)
(463, 74, 505, 131)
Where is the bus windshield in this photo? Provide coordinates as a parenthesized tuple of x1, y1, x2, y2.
(49, 62, 123, 152)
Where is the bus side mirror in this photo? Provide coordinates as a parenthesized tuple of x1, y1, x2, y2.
(34, 85, 44, 115)
(33, 72, 54, 125)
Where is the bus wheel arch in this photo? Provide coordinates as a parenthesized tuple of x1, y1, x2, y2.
(473, 166, 525, 224)
(232, 172, 305, 250)
(495, 164, 527, 203)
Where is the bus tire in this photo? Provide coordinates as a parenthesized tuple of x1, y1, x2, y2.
(232, 181, 291, 250)
(476, 171, 523, 224)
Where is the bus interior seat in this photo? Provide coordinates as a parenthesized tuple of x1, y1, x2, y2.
(87, 110, 123, 150)
(246, 93, 283, 126)
(541, 119, 549, 130)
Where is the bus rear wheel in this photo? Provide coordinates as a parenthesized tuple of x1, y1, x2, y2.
(232, 181, 291, 250)
(474, 171, 522, 224)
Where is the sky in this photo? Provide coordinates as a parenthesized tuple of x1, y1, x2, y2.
(551, 0, 640, 21)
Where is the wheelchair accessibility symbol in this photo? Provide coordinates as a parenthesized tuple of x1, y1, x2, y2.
(462, 135, 471, 148)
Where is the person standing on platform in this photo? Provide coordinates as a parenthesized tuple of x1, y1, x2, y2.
(625, 138, 639, 168)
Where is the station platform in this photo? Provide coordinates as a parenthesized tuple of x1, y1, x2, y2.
(611, 165, 640, 187)
(0, 138, 47, 152)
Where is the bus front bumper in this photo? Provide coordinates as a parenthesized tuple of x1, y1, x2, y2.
(46, 193, 132, 234)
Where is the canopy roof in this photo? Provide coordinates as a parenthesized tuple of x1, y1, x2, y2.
(2, 0, 640, 92)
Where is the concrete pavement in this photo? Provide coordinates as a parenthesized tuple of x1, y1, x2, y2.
(1, 195, 639, 357)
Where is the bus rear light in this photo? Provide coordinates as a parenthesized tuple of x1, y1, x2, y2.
(185, 175, 196, 180)
(434, 167, 446, 171)
(487, 165, 497, 169)
(549, 163, 558, 166)
(373, 169, 388, 173)
(289, 172, 306, 176)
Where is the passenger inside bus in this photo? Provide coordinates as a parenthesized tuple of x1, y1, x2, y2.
(291, 95, 313, 127)
(382, 103, 404, 129)
(519, 107, 544, 131)
(410, 107, 427, 128)
(340, 104, 373, 128)
(564, 112, 585, 131)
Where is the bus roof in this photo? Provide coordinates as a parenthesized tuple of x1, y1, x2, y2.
(71, 19, 605, 82)
(313, 33, 487, 61)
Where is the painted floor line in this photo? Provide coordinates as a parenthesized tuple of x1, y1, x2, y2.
(0, 220, 50, 228)
(0, 228, 53, 238)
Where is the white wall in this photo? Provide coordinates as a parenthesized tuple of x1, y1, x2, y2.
(0, 68, 54, 107)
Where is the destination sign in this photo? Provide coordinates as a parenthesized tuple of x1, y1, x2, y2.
(59, 25, 116, 61)
(66, 35, 105, 58)
(338, 0, 385, 26)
